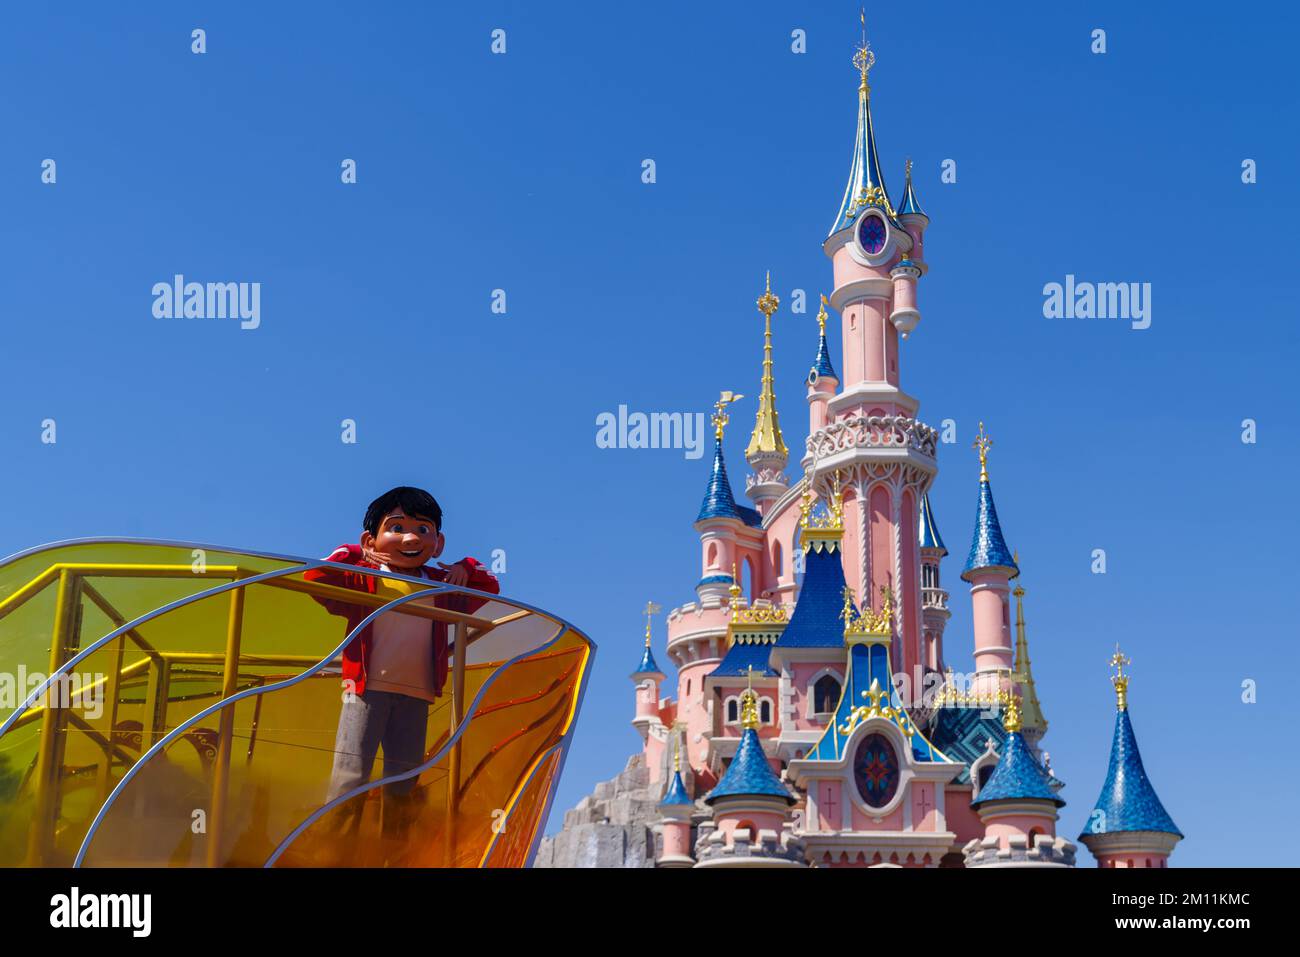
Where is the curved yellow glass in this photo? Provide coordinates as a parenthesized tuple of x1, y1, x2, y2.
(0, 541, 593, 867)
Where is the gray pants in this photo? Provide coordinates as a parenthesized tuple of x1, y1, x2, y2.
(327, 689, 430, 803)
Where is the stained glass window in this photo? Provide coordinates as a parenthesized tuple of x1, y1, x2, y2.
(853, 733, 899, 808)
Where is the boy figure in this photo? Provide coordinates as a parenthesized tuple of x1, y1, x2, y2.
(305, 486, 498, 826)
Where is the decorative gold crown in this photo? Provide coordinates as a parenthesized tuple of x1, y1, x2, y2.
(799, 472, 845, 552)
(1110, 644, 1132, 712)
(841, 584, 893, 642)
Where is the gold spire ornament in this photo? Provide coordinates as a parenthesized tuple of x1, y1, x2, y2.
(642, 601, 661, 648)
(817, 294, 829, 335)
(1002, 689, 1023, 733)
(746, 272, 788, 462)
(853, 7, 875, 96)
(711, 390, 745, 440)
(740, 666, 760, 730)
(842, 584, 893, 642)
(1109, 645, 1132, 711)
(973, 421, 993, 481)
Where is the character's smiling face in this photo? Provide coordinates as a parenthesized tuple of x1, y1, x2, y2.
(360, 507, 444, 571)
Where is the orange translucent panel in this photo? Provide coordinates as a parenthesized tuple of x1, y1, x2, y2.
(0, 542, 593, 867)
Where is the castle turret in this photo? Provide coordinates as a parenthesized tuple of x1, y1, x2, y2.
(1078, 649, 1183, 868)
(695, 679, 804, 868)
(806, 295, 839, 435)
(630, 602, 667, 748)
(694, 392, 761, 601)
(744, 274, 790, 514)
(918, 492, 950, 672)
(963, 694, 1074, 868)
(960, 423, 1019, 697)
(896, 158, 929, 266)
(656, 735, 696, 869)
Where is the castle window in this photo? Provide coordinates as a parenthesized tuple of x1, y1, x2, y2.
(760, 699, 772, 724)
(853, 733, 899, 808)
(726, 698, 738, 723)
(976, 764, 995, 790)
(813, 675, 841, 714)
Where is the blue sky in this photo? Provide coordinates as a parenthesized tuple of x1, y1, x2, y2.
(1, 2, 1296, 866)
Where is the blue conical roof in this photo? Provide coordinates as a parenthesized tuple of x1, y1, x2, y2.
(897, 170, 927, 217)
(776, 546, 851, 648)
(971, 730, 1063, 809)
(630, 642, 664, 679)
(704, 726, 795, 805)
(1079, 708, 1182, 838)
(961, 476, 1019, 581)
(919, 492, 947, 555)
(811, 326, 837, 382)
(660, 769, 693, 807)
(696, 436, 741, 523)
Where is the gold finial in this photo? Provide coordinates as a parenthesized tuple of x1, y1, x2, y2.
(840, 584, 855, 626)
(729, 562, 742, 602)
(1109, 645, 1132, 712)
(642, 601, 661, 647)
(1003, 689, 1023, 733)
(757, 270, 780, 319)
(852, 8, 875, 96)
(711, 390, 745, 440)
(816, 294, 829, 336)
(799, 471, 845, 538)
(740, 666, 760, 730)
(973, 421, 993, 481)
(905, 157, 913, 184)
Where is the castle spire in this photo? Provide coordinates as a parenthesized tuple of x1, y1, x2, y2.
(897, 157, 927, 218)
(1078, 650, 1183, 866)
(745, 272, 789, 465)
(696, 392, 745, 523)
(830, 20, 892, 236)
(1012, 557, 1048, 738)
(961, 422, 1019, 581)
(809, 294, 838, 383)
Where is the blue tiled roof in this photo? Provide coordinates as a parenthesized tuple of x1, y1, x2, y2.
(630, 643, 664, 678)
(928, 705, 1006, 785)
(805, 642, 950, 764)
(708, 641, 777, 678)
(696, 436, 741, 523)
(699, 574, 734, 586)
(830, 82, 899, 237)
(897, 173, 926, 217)
(811, 327, 837, 381)
(1079, 708, 1182, 838)
(776, 546, 851, 648)
(961, 476, 1019, 581)
(660, 769, 693, 807)
(704, 727, 795, 805)
(918, 492, 947, 555)
(736, 505, 763, 528)
(970, 730, 1063, 809)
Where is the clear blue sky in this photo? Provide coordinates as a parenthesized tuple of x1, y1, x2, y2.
(1, 2, 1296, 866)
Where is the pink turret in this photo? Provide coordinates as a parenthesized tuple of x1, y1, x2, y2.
(960, 423, 1019, 698)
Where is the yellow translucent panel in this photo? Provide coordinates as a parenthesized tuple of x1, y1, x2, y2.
(0, 542, 592, 868)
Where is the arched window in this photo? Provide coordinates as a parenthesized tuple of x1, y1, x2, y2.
(977, 764, 995, 790)
(773, 541, 784, 578)
(1027, 827, 1043, 849)
(741, 556, 754, 599)
(814, 675, 841, 714)
(726, 698, 738, 723)
(706, 542, 718, 567)
(759, 699, 772, 724)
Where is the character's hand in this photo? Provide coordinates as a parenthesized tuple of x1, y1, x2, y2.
(438, 562, 470, 587)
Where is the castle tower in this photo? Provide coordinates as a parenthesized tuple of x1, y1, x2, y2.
(809, 33, 938, 686)
(630, 602, 668, 777)
(745, 274, 791, 515)
(1011, 566, 1048, 753)
(960, 423, 1019, 697)
(656, 735, 697, 869)
(806, 294, 839, 435)
(918, 492, 950, 673)
(695, 679, 805, 867)
(1078, 649, 1183, 868)
(963, 694, 1075, 868)
(694, 391, 762, 603)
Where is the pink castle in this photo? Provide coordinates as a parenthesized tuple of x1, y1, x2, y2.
(627, 33, 1183, 870)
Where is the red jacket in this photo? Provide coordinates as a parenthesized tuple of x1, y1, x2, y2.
(303, 544, 500, 699)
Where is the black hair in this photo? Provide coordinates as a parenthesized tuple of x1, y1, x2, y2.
(363, 486, 443, 535)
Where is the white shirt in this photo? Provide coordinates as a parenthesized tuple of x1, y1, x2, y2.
(366, 566, 437, 702)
